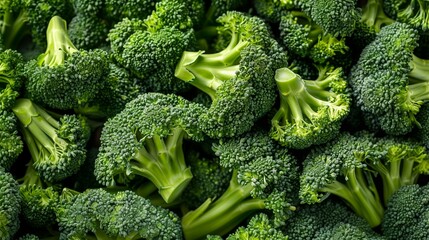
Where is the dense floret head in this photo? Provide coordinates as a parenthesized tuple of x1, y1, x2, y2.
(0, 49, 25, 111)
(0, 109, 23, 170)
(0, 167, 21, 240)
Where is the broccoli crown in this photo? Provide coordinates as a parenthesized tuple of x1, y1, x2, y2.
(384, 0, 429, 32)
(283, 200, 374, 240)
(96, 93, 205, 203)
(350, 22, 427, 135)
(12, 98, 90, 182)
(176, 12, 285, 138)
(68, 15, 110, 49)
(270, 66, 350, 149)
(104, 0, 159, 22)
(204, 0, 247, 24)
(144, 0, 193, 33)
(315, 222, 384, 240)
(0, 167, 21, 240)
(122, 27, 195, 93)
(279, 11, 349, 64)
(253, 0, 298, 23)
(182, 151, 231, 209)
(182, 131, 299, 239)
(304, 0, 361, 37)
(57, 189, 182, 240)
(0, 109, 23, 170)
(225, 213, 288, 240)
(382, 184, 429, 239)
(0, 49, 24, 111)
(24, 16, 109, 110)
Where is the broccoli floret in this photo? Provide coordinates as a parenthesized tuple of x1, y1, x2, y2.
(68, 15, 110, 49)
(0, 109, 23, 170)
(279, 10, 350, 64)
(182, 131, 299, 239)
(384, 0, 429, 32)
(349, 22, 428, 135)
(176, 12, 285, 138)
(225, 213, 288, 240)
(56, 188, 182, 240)
(283, 200, 377, 240)
(382, 184, 429, 239)
(24, 16, 109, 110)
(95, 93, 205, 203)
(12, 98, 90, 182)
(104, 0, 159, 22)
(253, 0, 298, 23)
(204, 0, 247, 25)
(0, 167, 21, 240)
(0, 49, 24, 111)
(270, 66, 350, 149)
(18, 161, 59, 228)
(144, 0, 194, 33)
(19, 234, 40, 240)
(181, 151, 230, 210)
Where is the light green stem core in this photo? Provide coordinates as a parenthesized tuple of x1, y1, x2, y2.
(182, 170, 265, 240)
(175, 31, 247, 100)
(130, 128, 193, 204)
(37, 16, 78, 67)
(408, 55, 429, 102)
(361, 0, 395, 32)
(321, 167, 384, 227)
(3, 11, 30, 49)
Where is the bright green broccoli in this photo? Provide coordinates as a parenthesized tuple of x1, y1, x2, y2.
(283, 200, 380, 240)
(382, 184, 429, 239)
(0, 109, 23, 170)
(104, 0, 159, 22)
(300, 131, 429, 227)
(182, 131, 299, 239)
(270, 66, 350, 149)
(0, 49, 24, 111)
(0, 167, 21, 240)
(95, 93, 205, 203)
(24, 16, 109, 110)
(18, 161, 59, 228)
(279, 10, 350, 64)
(384, 0, 429, 32)
(56, 188, 182, 240)
(349, 22, 428, 135)
(175, 11, 286, 138)
(253, 0, 298, 22)
(12, 98, 90, 182)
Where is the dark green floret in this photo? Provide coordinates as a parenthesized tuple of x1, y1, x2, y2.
(95, 93, 205, 203)
(0, 49, 24, 111)
(253, 0, 298, 23)
(182, 131, 299, 239)
(56, 188, 182, 240)
(270, 66, 350, 149)
(0, 109, 23, 170)
(68, 14, 110, 49)
(175, 11, 284, 138)
(0, 167, 21, 240)
(350, 22, 429, 135)
(12, 98, 90, 182)
(24, 16, 108, 110)
(104, 0, 159, 22)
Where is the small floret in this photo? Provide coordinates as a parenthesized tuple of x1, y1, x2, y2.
(384, 0, 429, 31)
(0, 49, 24, 110)
(270, 66, 350, 149)
(0, 109, 23, 170)
(24, 16, 109, 110)
(95, 93, 205, 203)
(12, 98, 90, 182)
(0, 167, 21, 240)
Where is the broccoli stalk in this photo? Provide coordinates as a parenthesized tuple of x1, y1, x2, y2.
(271, 67, 350, 149)
(384, 0, 429, 31)
(12, 98, 89, 182)
(407, 55, 429, 104)
(361, 0, 395, 33)
(1, 7, 29, 49)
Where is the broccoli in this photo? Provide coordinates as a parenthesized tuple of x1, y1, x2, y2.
(24, 16, 109, 110)
(12, 98, 90, 182)
(350, 22, 428, 135)
(56, 188, 182, 240)
(181, 131, 299, 239)
(144, 0, 194, 33)
(270, 66, 350, 149)
(18, 161, 59, 228)
(279, 10, 350, 64)
(283, 200, 379, 240)
(68, 15, 110, 49)
(0, 49, 24, 111)
(384, 0, 429, 32)
(382, 184, 429, 239)
(104, 0, 159, 22)
(95, 93, 205, 203)
(253, 0, 298, 23)
(19, 234, 40, 240)
(0, 167, 21, 240)
(175, 11, 286, 138)
(0, 109, 23, 170)
(300, 131, 429, 227)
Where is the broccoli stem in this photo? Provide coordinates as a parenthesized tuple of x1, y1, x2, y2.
(2, 11, 29, 49)
(321, 168, 384, 227)
(361, 0, 394, 32)
(182, 170, 265, 240)
(38, 16, 78, 67)
(130, 128, 193, 203)
(408, 55, 429, 102)
(175, 32, 247, 100)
